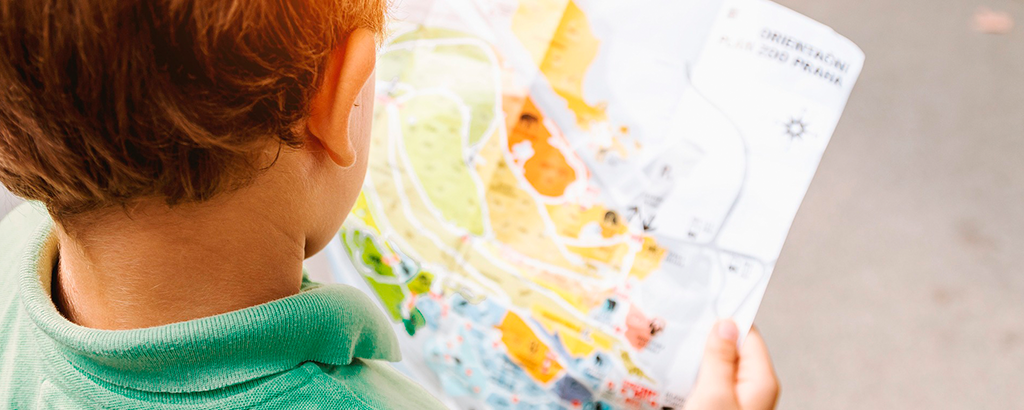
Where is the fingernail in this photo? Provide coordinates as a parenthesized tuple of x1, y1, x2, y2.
(716, 320, 738, 341)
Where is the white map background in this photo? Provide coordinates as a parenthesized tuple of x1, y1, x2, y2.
(326, 0, 864, 408)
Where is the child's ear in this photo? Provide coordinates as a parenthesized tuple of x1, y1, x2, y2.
(308, 28, 377, 167)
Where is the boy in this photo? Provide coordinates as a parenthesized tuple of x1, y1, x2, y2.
(0, 0, 776, 408)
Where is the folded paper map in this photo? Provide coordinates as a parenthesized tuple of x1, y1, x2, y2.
(326, 0, 864, 407)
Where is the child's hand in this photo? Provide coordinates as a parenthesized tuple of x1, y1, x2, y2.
(684, 320, 779, 410)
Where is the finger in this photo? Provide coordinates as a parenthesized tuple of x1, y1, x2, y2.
(739, 326, 774, 373)
(693, 319, 740, 390)
(737, 326, 780, 409)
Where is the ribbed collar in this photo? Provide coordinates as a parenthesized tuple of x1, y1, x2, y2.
(18, 217, 400, 393)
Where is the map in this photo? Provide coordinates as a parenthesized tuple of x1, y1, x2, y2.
(326, 0, 864, 408)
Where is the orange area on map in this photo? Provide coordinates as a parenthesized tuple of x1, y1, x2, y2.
(497, 313, 564, 384)
(537, 1, 607, 129)
(628, 236, 667, 281)
(508, 99, 576, 197)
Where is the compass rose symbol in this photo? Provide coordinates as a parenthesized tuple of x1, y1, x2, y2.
(783, 116, 809, 141)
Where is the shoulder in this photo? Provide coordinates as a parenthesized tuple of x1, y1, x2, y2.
(275, 360, 447, 410)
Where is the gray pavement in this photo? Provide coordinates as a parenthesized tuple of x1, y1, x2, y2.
(761, 0, 1024, 408)
(2, 1, 1022, 408)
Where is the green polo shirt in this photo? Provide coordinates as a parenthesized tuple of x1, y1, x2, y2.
(0, 203, 446, 409)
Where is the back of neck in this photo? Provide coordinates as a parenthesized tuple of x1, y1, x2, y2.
(53, 198, 306, 330)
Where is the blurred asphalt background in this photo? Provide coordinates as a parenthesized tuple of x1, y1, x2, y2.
(761, 0, 1023, 408)
(2, 0, 1022, 408)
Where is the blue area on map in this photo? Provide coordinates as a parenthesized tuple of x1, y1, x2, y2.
(577, 352, 612, 386)
(388, 242, 420, 282)
(484, 354, 547, 396)
(426, 340, 482, 396)
(485, 394, 514, 409)
(424, 322, 495, 397)
(485, 393, 556, 410)
(450, 293, 506, 326)
(587, 297, 621, 325)
(415, 297, 443, 330)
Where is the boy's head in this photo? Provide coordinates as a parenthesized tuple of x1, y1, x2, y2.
(0, 0, 385, 252)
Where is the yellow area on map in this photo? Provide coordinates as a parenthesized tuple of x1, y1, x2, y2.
(590, 329, 616, 352)
(545, 201, 662, 275)
(530, 271, 607, 313)
(508, 99, 576, 197)
(559, 333, 594, 358)
(619, 350, 654, 382)
(530, 303, 616, 355)
(513, 0, 608, 129)
(510, 0, 570, 64)
(565, 243, 629, 267)
(485, 158, 580, 270)
(474, 126, 582, 273)
(545, 203, 629, 239)
(497, 312, 564, 384)
(593, 125, 642, 162)
(351, 193, 381, 234)
(628, 236, 667, 281)
(546, 322, 594, 358)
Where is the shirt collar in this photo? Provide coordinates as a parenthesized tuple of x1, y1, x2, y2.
(19, 217, 400, 393)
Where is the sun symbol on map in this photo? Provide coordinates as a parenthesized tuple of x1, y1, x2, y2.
(783, 116, 809, 141)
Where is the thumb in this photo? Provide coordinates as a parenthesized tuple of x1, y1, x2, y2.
(693, 319, 741, 394)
